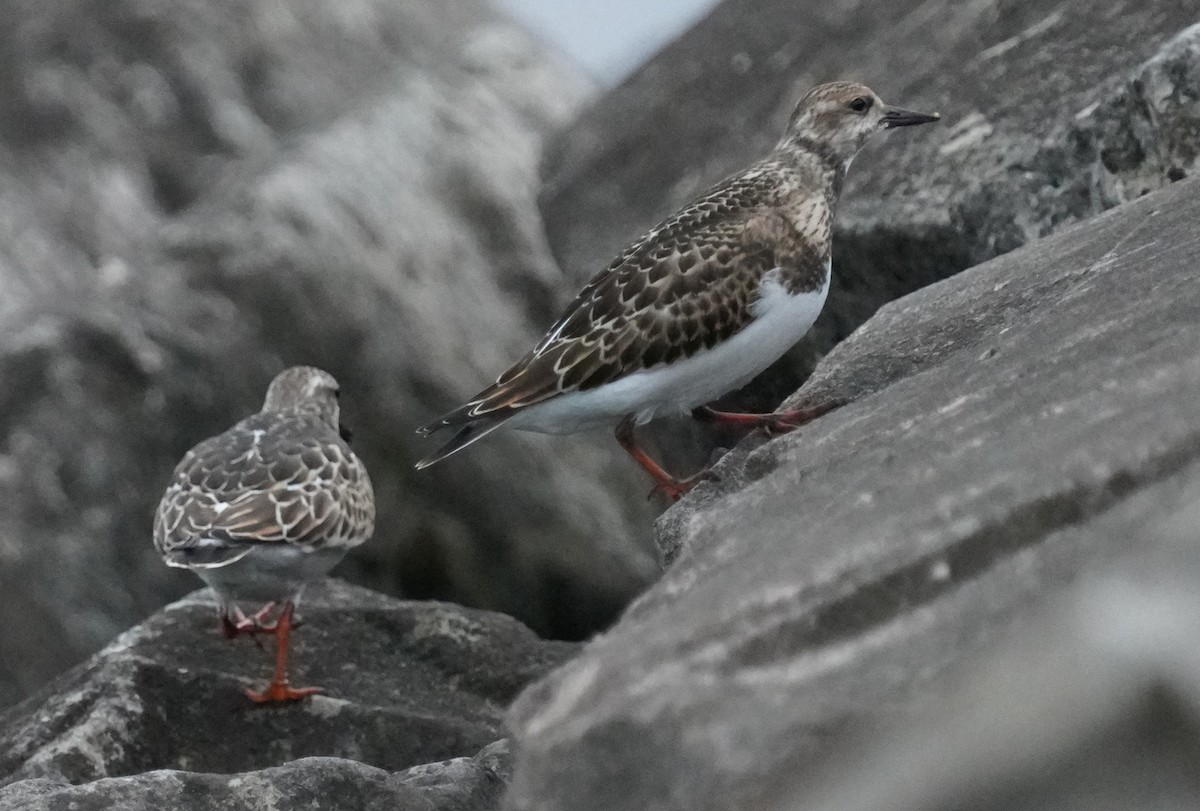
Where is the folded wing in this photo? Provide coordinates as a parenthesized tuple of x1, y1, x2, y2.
(421, 171, 792, 435)
(154, 419, 374, 568)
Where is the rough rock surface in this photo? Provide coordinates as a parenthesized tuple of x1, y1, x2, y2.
(776, 521, 1200, 811)
(0, 748, 512, 811)
(0, 0, 657, 708)
(0, 580, 574, 809)
(505, 173, 1200, 809)
(541, 0, 1200, 404)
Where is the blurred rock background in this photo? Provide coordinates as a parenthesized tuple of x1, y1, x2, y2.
(0, 0, 707, 710)
(3, 0, 1200, 809)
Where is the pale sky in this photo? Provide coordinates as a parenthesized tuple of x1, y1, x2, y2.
(492, 0, 722, 85)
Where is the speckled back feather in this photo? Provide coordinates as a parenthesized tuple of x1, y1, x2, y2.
(154, 411, 374, 566)
(423, 163, 831, 432)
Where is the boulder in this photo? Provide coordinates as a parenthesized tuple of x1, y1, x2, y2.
(772, 521, 1200, 811)
(0, 747, 511, 811)
(0, 580, 574, 809)
(540, 1, 1200, 403)
(504, 169, 1200, 808)
(0, 0, 657, 709)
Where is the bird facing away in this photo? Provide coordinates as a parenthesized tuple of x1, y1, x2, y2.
(154, 366, 375, 703)
(417, 81, 940, 498)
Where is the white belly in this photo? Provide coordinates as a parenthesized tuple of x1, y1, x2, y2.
(508, 268, 830, 434)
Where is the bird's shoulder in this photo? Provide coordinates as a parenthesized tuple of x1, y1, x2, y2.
(166, 412, 345, 486)
(530, 164, 791, 355)
(606, 165, 788, 279)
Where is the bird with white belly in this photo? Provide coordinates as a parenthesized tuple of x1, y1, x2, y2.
(418, 81, 939, 499)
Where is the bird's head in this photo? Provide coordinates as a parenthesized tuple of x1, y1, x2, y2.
(782, 81, 940, 168)
(262, 365, 341, 429)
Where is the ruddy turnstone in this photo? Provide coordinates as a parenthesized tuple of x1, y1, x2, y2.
(154, 366, 375, 703)
(417, 81, 939, 498)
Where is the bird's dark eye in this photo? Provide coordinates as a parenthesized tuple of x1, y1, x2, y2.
(849, 96, 871, 113)
(333, 388, 341, 400)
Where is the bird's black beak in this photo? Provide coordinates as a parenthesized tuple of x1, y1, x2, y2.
(339, 423, 354, 443)
(882, 106, 941, 128)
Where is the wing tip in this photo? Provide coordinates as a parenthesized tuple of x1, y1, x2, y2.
(415, 418, 509, 470)
(417, 398, 489, 437)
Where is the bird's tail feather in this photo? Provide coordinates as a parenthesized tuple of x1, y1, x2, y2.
(415, 417, 509, 469)
(416, 398, 488, 436)
(163, 541, 256, 570)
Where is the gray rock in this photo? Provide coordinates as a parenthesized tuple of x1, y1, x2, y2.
(541, 1, 1200, 406)
(505, 170, 1200, 808)
(0, 580, 573, 809)
(772, 498, 1200, 811)
(0, 749, 509, 810)
(0, 0, 656, 709)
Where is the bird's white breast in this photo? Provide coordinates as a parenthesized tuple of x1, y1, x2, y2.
(508, 265, 831, 434)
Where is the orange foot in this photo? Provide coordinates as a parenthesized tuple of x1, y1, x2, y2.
(240, 601, 319, 703)
(647, 469, 717, 502)
(244, 681, 323, 704)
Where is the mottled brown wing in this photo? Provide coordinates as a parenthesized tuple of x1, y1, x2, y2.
(436, 170, 789, 425)
(154, 413, 375, 565)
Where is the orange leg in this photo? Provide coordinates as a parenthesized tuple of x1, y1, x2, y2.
(244, 602, 322, 704)
(692, 402, 838, 434)
(615, 416, 710, 502)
